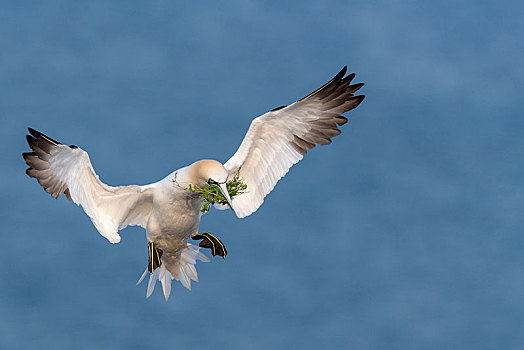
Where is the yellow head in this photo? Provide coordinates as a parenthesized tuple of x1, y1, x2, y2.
(189, 159, 233, 209)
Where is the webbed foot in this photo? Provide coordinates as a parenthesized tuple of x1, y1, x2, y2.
(147, 241, 163, 273)
(191, 232, 228, 259)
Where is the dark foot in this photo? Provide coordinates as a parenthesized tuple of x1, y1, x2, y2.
(192, 232, 228, 259)
(148, 241, 163, 273)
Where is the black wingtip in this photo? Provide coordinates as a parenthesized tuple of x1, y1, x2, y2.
(336, 116, 349, 126)
(22, 151, 35, 161)
(355, 95, 366, 106)
(26, 127, 61, 145)
(299, 66, 352, 102)
(27, 127, 39, 137)
(26, 134, 37, 146)
(270, 105, 287, 112)
(335, 66, 348, 80)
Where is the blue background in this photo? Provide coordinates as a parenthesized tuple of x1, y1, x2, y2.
(1, 1, 524, 349)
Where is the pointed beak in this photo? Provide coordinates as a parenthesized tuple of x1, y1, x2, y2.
(218, 182, 235, 212)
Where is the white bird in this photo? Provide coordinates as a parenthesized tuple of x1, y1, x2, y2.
(23, 66, 365, 301)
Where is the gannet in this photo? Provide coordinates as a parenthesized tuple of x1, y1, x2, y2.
(22, 66, 365, 300)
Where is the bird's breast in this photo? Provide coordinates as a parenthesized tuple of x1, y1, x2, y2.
(146, 186, 203, 249)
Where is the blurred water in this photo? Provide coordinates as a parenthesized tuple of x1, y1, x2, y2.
(1, 1, 524, 349)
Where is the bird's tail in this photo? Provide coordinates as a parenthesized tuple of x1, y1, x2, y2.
(136, 243, 209, 301)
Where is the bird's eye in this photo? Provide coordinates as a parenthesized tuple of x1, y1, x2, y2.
(207, 178, 217, 185)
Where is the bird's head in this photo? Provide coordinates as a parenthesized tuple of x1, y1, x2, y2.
(190, 159, 233, 209)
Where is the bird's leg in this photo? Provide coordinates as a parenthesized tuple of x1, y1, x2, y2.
(147, 241, 163, 273)
(191, 232, 228, 259)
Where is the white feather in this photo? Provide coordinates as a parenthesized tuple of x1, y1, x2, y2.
(146, 268, 159, 298)
(136, 268, 148, 285)
(34, 144, 154, 243)
(178, 266, 191, 291)
(136, 244, 207, 299)
(223, 67, 363, 218)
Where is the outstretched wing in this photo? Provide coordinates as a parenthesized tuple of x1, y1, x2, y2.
(23, 128, 153, 243)
(224, 66, 365, 218)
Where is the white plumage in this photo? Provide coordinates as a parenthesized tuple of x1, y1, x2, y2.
(23, 66, 365, 300)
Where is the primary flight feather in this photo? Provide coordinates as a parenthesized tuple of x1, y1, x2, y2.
(23, 66, 365, 300)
